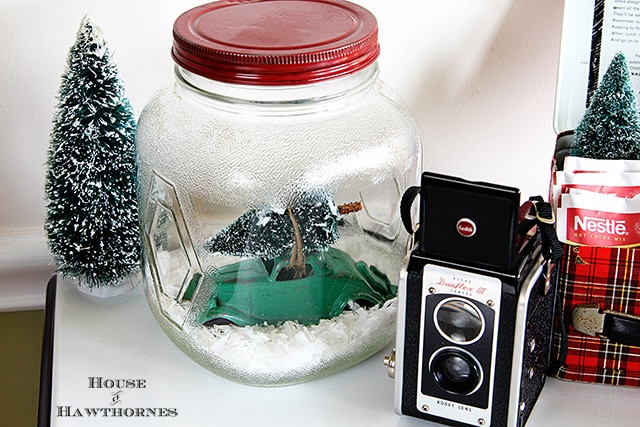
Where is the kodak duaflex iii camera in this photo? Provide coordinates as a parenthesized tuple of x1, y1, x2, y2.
(386, 172, 560, 427)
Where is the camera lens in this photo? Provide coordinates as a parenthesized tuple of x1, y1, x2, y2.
(435, 298, 484, 344)
(430, 348, 482, 395)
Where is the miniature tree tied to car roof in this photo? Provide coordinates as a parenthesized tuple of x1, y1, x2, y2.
(204, 194, 365, 279)
(45, 16, 140, 288)
(571, 52, 640, 160)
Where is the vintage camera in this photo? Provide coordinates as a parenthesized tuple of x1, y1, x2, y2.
(386, 172, 558, 427)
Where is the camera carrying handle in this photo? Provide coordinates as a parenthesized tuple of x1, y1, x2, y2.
(400, 185, 421, 238)
(527, 195, 564, 264)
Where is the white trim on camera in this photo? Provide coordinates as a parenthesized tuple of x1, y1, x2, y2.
(393, 253, 411, 415)
(507, 257, 545, 427)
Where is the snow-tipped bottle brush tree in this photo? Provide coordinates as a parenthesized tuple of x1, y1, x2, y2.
(571, 52, 640, 160)
(45, 15, 140, 289)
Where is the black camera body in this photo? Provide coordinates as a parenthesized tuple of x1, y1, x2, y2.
(388, 172, 557, 427)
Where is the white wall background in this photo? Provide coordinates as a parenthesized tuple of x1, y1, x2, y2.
(0, 0, 565, 310)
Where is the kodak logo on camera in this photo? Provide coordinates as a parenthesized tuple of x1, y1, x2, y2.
(456, 218, 477, 237)
(418, 173, 521, 271)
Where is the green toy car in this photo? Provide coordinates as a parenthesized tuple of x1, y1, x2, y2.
(200, 247, 396, 327)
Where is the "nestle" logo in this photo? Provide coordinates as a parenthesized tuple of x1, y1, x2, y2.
(573, 215, 627, 236)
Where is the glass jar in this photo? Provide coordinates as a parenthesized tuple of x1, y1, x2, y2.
(136, 0, 422, 386)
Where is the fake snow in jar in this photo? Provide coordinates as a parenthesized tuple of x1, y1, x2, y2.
(136, 0, 422, 386)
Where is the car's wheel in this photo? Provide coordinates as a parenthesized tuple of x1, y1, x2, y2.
(203, 318, 237, 327)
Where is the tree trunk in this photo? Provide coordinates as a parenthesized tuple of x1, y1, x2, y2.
(286, 207, 306, 279)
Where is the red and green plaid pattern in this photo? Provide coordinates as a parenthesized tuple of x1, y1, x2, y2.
(550, 244, 640, 387)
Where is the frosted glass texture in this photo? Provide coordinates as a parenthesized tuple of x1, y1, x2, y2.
(136, 64, 422, 385)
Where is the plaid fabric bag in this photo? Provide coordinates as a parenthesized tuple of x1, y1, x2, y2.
(549, 244, 640, 387)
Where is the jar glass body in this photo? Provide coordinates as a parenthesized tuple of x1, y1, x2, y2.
(136, 63, 422, 386)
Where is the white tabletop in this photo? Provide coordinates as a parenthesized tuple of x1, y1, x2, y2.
(45, 277, 640, 426)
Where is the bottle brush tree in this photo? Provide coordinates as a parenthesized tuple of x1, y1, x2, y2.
(205, 195, 363, 280)
(205, 194, 340, 279)
(45, 15, 140, 288)
(571, 52, 640, 159)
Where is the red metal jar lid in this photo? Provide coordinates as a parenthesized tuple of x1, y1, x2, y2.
(172, 0, 379, 86)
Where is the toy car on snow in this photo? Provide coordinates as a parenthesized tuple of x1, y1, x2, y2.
(199, 247, 396, 327)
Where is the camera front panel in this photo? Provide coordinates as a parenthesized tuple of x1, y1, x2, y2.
(415, 264, 502, 426)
